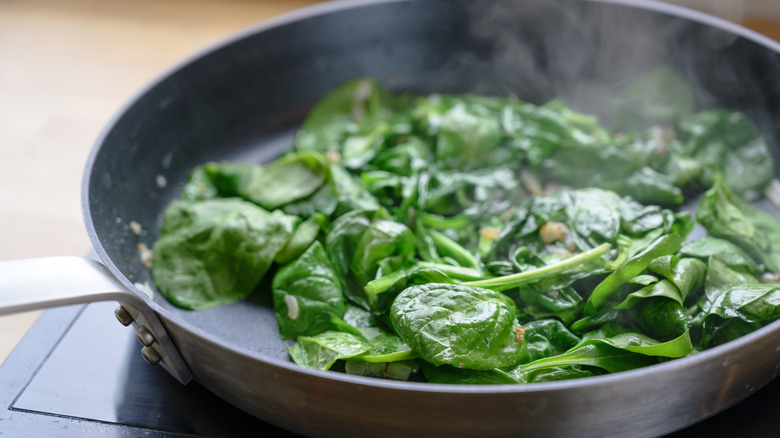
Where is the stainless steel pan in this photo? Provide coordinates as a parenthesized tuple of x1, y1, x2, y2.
(3, 0, 780, 436)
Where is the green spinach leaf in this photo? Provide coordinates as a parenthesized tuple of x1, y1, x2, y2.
(272, 241, 357, 340)
(151, 198, 293, 310)
(701, 284, 780, 347)
(696, 178, 780, 272)
(390, 283, 528, 369)
(585, 233, 682, 313)
(181, 152, 330, 210)
(287, 331, 371, 371)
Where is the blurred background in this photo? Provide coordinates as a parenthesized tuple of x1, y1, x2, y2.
(0, 0, 778, 364)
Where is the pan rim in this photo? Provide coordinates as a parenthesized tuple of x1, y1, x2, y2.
(82, 0, 780, 395)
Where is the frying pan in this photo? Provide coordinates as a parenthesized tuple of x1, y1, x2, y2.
(2, 0, 780, 436)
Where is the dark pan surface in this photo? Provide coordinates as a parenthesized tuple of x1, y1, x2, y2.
(82, 0, 780, 436)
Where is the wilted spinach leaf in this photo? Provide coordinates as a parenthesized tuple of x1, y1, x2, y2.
(677, 108, 774, 198)
(680, 237, 760, 274)
(294, 78, 400, 157)
(151, 198, 293, 310)
(522, 319, 581, 362)
(180, 152, 330, 210)
(520, 326, 693, 375)
(701, 284, 780, 348)
(419, 361, 521, 385)
(702, 257, 757, 305)
(287, 331, 371, 371)
(611, 65, 695, 130)
(272, 241, 357, 340)
(342, 305, 415, 363)
(326, 208, 416, 308)
(586, 233, 682, 313)
(390, 283, 528, 369)
(697, 178, 780, 272)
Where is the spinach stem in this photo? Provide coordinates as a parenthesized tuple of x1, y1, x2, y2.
(462, 243, 612, 292)
(365, 269, 409, 296)
(417, 262, 485, 280)
(421, 212, 471, 230)
(430, 230, 481, 268)
(365, 262, 485, 296)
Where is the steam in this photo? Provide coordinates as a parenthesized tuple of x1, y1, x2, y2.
(429, 0, 763, 125)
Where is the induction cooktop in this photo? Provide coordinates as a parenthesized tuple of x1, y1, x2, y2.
(0, 301, 777, 437)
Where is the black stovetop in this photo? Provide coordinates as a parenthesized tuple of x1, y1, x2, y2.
(1, 301, 778, 437)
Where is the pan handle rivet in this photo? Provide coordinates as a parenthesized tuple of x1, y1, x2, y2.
(135, 326, 156, 347)
(141, 346, 162, 365)
(114, 306, 134, 326)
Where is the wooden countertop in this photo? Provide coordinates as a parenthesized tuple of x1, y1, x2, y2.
(0, 0, 778, 365)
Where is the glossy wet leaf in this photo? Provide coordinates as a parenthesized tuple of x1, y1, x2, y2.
(703, 257, 757, 304)
(522, 319, 581, 362)
(273, 214, 323, 265)
(521, 328, 693, 374)
(697, 178, 780, 272)
(648, 256, 706, 304)
(701, 284, 780, 347)
(294, 77, 398, 156)
(272, 241, 357, 340)
(287, 331, 371, 371)
(586, 233, 682, 313)
(180, 152, 330, 210)
(677, 108, 773, 197)
(390, 283, 528, 369)
(151, 198, 293, 310)
(342, 305, 415, 362)
(680, 237, 759, 273)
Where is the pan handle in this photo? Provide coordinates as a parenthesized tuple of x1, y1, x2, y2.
(0, 257, 193, 384)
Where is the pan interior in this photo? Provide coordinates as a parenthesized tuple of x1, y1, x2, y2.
(85, 0, 780, 362)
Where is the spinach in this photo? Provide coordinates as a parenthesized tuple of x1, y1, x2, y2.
(412, 94, 507, 170)
(390, 283, 528, 369)
(342, 305, 415, 363)
(364, 267, 456, 315)
(680, 237, 760, 274)
(520, 326, 693, 374)
(702, 257, 757, 305)
(287, 331, 371, 371)
(273, 214, 324, 265)
(632, 297, 690, 341)
(697, 178, 780, 272)
(151, 198, 293, 310)
(611, 65, 695, 131)
(181, 152, 330, 210)
(350, 218, 416, 285)
(325, 208, 416, 308)
(272, 241, 357, 340)
(149, 76, 780, 385)
(345, 360, 419, 381)
(701, 284, 780, 348)
(522, 319, 581, 361)
(676, 109, 774, 198)
(419, 362, 522, 385)
(463, 243, 612, 292)
(289, 306, 417, 374)
(490, 188, 689, 270)
(512, 282, 584, 325)
(648, 256, 707, 305)
(294, 77, 400, 160)
(585, 233, 682, 313)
